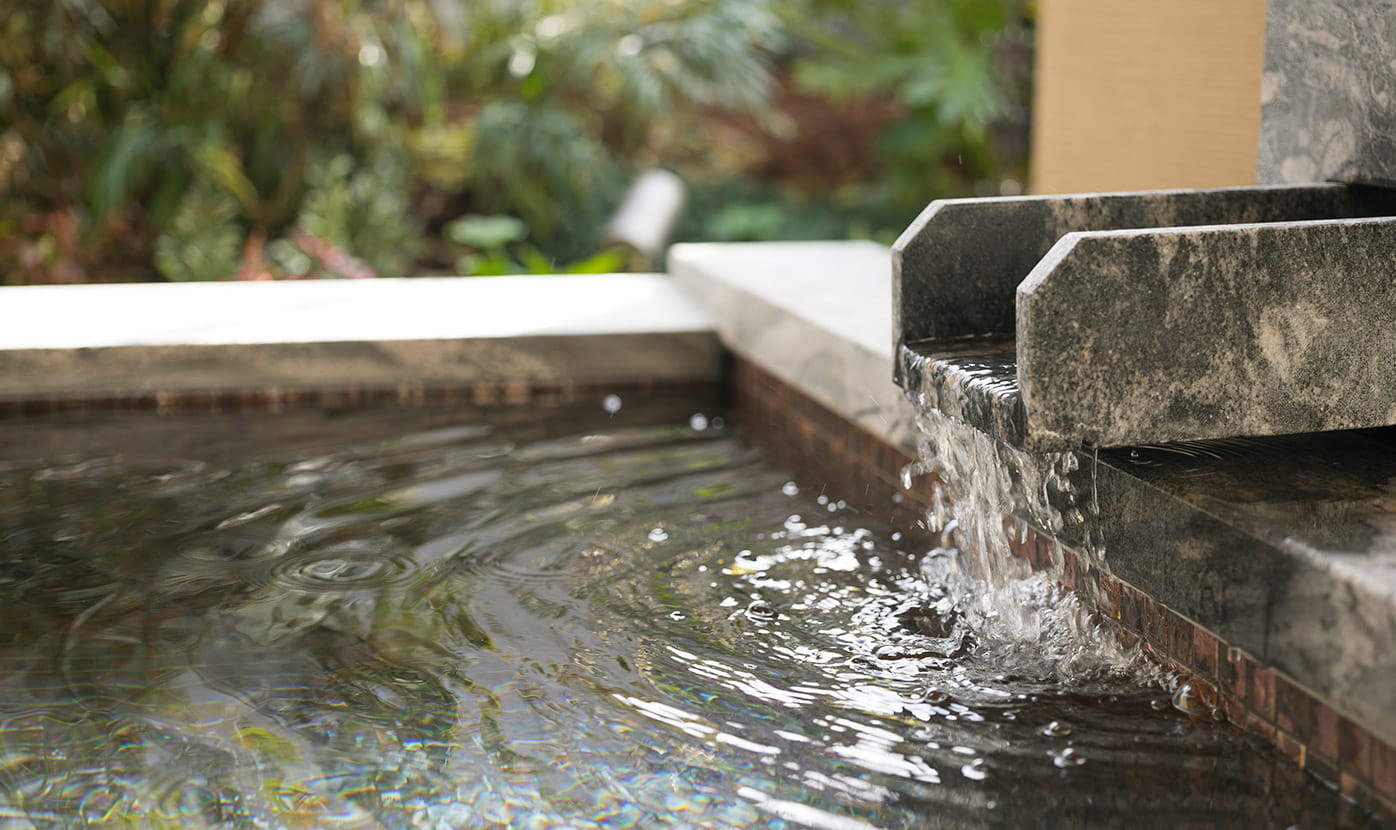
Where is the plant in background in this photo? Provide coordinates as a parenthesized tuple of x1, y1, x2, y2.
(781, 0, 1032, 205)
(0, 0, 443, 283)
(445, 214, 624, 276)
(424, 0, 784, 263)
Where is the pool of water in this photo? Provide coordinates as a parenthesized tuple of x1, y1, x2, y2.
(0, 406, 1373, 827)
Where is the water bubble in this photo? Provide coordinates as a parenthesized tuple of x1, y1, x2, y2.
(603, 394, 622, 414)
(961, 758, 989, 780)
(1053, 747, 1087, 767)
(711, 416, 725, 430)
(1041, 720, 1072, 737)
(744, 600, 778, 622)
(783, 515, 806, 532)
(647, 527, 669, 542)
(1171, 679, 1218, 718)
(874, 644, 909, 660)
(781, 481, 799, 496)
(689, 413, 709, 432)
(891, 532, 902, 542)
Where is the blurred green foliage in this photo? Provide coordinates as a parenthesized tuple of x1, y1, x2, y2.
(0, 0, 1029, 284)
(784, 0, 1032, 203)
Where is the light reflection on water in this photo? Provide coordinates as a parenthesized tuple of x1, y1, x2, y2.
(0, 414, 1368, 828)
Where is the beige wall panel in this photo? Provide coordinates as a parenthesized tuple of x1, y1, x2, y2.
(1031, 0, 1267, 194)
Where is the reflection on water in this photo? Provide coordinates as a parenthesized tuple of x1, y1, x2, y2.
(0, 413, 1371, 827)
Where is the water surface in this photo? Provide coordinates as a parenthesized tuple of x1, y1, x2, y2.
(0, 408, 1371, 827)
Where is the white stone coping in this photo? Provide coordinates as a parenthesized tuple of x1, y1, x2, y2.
(0, 274, 712, 349)
(0, 274, 721, 397)
(668, 241, 919, 452)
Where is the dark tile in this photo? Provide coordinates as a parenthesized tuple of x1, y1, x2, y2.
(1306, 751, 1340, 788)
(1119, 583, 1143, 634)
(1275, 730, 1307, 767)
(1311, 703, 1340, 763)
(1221, 647, 1248, 700)
(1274, 674, 1315, 741)
(1142, 596, 1168, 652)
(1191, 627, 1219, 680)
(1372, 737, 1396, 800)
(1220, 694, 1245, 727)
(1249, 662, 1277, 722)
(1247, 711, 1277, 743)
(1097, 574, 1121, 620)
(1165, 608, 1194, 665)
(1340, 715, 1374, 781)
(1340, 771, 1370, 802)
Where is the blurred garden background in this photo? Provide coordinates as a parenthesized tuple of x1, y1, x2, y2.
(0, 0, 1031, 284)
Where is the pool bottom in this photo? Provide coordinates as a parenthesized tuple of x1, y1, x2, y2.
(0, 405, 1375, 827)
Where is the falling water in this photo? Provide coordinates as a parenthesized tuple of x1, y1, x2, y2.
(899, 347, 1155, 685)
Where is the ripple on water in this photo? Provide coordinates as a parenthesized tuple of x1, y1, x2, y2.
(0, 417, 1371, 828)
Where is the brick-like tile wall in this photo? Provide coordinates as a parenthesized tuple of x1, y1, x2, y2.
(730, 354, 1396, 821)
(0, 379, 720, 419)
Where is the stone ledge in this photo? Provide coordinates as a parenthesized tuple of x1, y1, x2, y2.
(0, 275, 721, 397)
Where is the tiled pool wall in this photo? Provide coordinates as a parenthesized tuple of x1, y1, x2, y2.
(728, 351, 1396, 820)
(0, 377, 721, 421)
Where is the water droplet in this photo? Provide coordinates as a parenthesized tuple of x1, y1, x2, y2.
(781, 481, 799, 496)
(961, 758, 989, 780)
(1226, 646, 1244, 664)
(900, 465, 915, 490)
(1171, 679, 1218, 718)
(891, 531, 902, 542)
(711, 416, 725, 430)
(745, 600, 778, 622)
(647, 527, 669, 542)
(689, 413, 709, 432)
(783, 515, 806, 532)
(1041, 720, 1072, 737)
(602, 394, 622, 414)
(1053, 747, 1087, 767)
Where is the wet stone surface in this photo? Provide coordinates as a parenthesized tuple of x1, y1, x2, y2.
(0, 406, 1375, 827)
(1259, 0, 1396, 187)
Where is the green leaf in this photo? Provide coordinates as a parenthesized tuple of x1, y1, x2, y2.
(445, 214, 529, 250)
(564, 248, 627, 274)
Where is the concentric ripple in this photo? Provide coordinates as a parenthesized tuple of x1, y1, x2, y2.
(0, 413, 1373, 828)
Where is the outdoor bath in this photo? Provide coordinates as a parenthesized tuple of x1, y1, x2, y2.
(0, 240, 1390, 826)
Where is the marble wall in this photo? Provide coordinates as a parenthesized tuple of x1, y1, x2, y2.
(1258, 0, 1396, 186)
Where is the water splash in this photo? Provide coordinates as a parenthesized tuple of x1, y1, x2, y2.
(902, 376, 1153, 684)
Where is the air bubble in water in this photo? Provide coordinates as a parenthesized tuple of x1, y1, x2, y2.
(689, 413, 709, 432)
(1053, 747, 1087, 767)
(961, 758, 989, 780)
(781, 481, 799, 496)
(1041, 720, 1072, 737)
(783, 515, 806, 532)
(647, 527, 669, 542)
(745, 600, 778, 621)
(603, 394, 622, 414)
